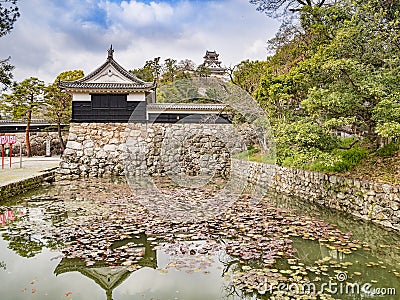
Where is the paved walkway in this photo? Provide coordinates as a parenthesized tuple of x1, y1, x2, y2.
(0, 156, 61, 187)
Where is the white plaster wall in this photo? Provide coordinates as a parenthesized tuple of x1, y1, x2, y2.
(72, 93, 91, 101)
(72, 93, 145, 101)
(127, 93, 145, 101)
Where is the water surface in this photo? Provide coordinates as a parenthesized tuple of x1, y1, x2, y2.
(0, 178, 399, 299)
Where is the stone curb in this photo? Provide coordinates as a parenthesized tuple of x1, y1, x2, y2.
(0, 167, 57, 202)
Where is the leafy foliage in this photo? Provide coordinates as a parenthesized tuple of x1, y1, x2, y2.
(157, 78, 201, 103)
(373, 93, 400, 139)
(131, 57, 197, 84)
(250, 0, 400, 174)
(45, 70, 84, 151)
(0, 0, 19, 90)
(4, 77, 45, 120)
(310, 147, 369, 172)
(130, 57, 161, 83)
(376, 141, 400, 157)
(273, 120, 339, 167)
(3, 77, 45, 156)
(255, 72, 301, 121)
(45, 70, 84, 123)
(195, 64, 211, 78)
(231, 60, 268, 95)
(131, 57, 197, 91)
(0, 0, 19, 37)
(0, 56, 14, 91)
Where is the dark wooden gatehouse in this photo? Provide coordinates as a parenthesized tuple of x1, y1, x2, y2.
(59, 46, 155, 123)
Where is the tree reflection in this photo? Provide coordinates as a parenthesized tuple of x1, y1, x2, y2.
(2, 230, 44, 258)
(0, 205, 64, 258)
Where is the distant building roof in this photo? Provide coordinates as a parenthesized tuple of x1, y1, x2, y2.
(59, 46, 155, 93)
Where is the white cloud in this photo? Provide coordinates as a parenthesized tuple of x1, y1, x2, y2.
(108, 0, 174, 26)
(0, 0, 279, 83)
(245, 39, 269, 58)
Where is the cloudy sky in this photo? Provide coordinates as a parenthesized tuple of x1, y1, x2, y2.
(0, 0, 279, 83)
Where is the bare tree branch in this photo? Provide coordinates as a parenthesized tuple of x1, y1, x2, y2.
(249, 0, 329, 17)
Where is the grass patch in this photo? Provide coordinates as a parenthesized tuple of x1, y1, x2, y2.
(233, 145, 276, 164)
(233, 145, 260, 160)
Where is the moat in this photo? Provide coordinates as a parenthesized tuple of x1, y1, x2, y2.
(0, 178, 399, 300)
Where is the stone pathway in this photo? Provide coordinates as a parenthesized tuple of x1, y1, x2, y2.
(0, 156, 60, 187)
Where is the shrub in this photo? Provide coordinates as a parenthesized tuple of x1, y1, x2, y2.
(376, 141, 399, 157)
(310, 147, 369, 172)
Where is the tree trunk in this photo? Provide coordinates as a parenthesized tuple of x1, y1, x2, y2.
(57, 120, 65, 154)
(26, 110, 32, 157)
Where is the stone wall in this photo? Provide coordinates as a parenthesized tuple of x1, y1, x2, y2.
(60, 123, 127, 177)
(6, 132, 68, 156)
(231, 159, 400, 231)
(59, 123, 253, 178)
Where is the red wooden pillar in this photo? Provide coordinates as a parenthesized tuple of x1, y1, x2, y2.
(1, 144, 4, 169)
(9, 144, 12, 168)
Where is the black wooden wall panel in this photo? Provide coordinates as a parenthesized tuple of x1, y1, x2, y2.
(72, 98, 147, 123)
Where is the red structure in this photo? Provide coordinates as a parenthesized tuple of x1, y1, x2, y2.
(0, 135, 16, 169)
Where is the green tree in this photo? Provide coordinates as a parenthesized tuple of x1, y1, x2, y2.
(131, 57, 194, 85)
(130, 57, 162, 83)
(160, 58, 196, 83)
(1, 0, 20, 90)
(253, 0, 400, 170)
(157, 78, 201, 103)
(373, 93, 400, 140)
(0, 0, 19, 37)
(255, 72, 301, 122)
(161, 58, 178, 84)
(0, 56, 14, 91)
(4, 77, 45, 157)
(45, 70, 84, 152)
(130, 63, 153, 82)
(231, 60, 268, 95)
(298, 0, 400, 144)
(195, 64, 211, 78)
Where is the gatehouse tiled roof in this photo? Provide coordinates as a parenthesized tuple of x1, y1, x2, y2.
(59, 46, 155, 92)
(59, 82, 152, 90)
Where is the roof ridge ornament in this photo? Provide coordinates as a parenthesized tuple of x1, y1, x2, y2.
(107, 45, 114, 60)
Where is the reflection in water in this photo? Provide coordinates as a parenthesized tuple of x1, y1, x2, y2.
(55, 234, 157, 300)
(0, 178, 399, 300)
(55, 259, 131, 300)
(264, 191, 400, 267)
(0, 210, 16, 226)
